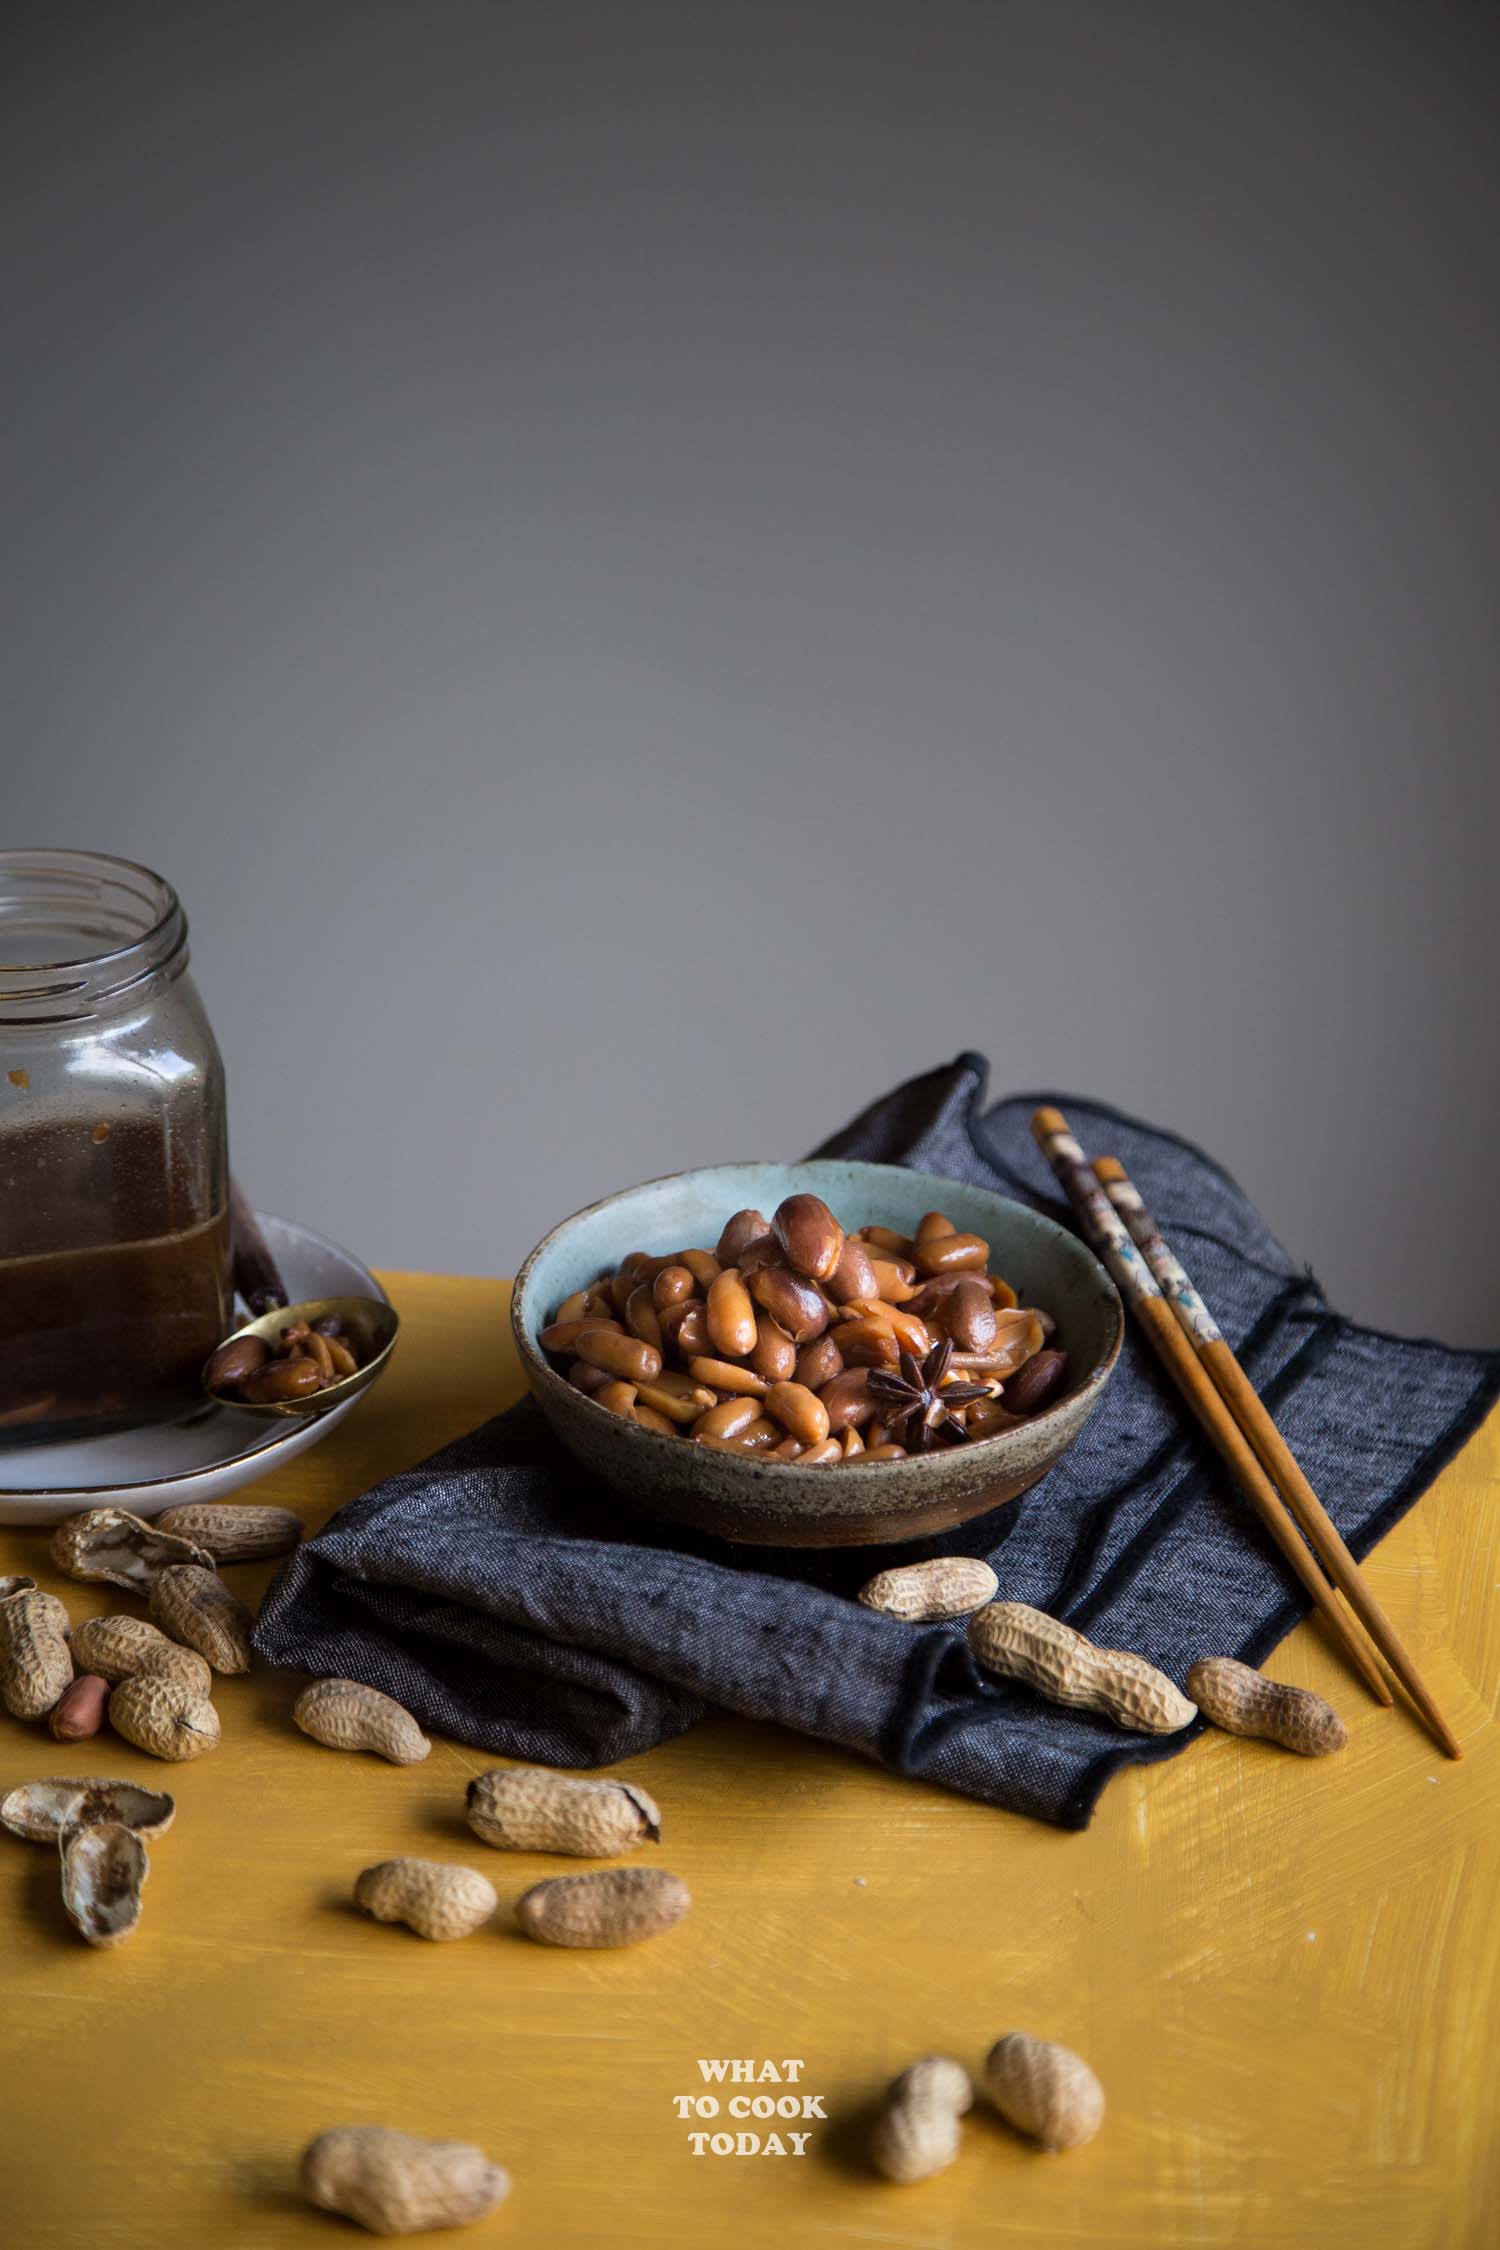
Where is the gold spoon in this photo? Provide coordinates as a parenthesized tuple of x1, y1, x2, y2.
(202, 1295, 400, 1419)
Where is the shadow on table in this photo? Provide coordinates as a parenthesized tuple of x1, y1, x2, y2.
(228, 2151, 306, 2219)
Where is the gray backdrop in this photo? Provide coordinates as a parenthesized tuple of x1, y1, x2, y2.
(5, 2, 1497, 1343)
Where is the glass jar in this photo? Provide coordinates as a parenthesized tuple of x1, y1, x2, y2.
(0, 850, 230, 1446)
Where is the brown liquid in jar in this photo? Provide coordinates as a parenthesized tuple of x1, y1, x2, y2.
(0, 1119, 231, 1445)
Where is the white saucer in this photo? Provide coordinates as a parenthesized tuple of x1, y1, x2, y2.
(0, 1214, 390, 1525)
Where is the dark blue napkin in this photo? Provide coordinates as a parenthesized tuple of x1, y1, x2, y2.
(253, 1057, 1499, 1826)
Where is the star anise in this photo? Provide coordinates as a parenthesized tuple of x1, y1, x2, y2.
(866, 1337, 991, 1451)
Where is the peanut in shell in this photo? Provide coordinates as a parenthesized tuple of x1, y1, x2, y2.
(148, 1564, 253, 1675)
(292, 1678, 431, 1764)
(1187, 1656, 1346, 1755)
(354, 1857, 498, 1941)
(152, 1502, 302, 1563)
(465, 1767, 661, 1857)
(0, 1577, 73, 1719)
(515, 1865, 690, 1948)
(109, 1673, 221, 1761)
(858, 1557, 999, 1622)
(69, 1613, 213, 1694)
(968, 1601, 1195, 1734)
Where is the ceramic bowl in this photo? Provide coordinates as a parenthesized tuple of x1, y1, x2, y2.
(511, 1160, 1122, 1547)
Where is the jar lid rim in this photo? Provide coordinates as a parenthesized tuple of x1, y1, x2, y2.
(0, 850, 188, 1020)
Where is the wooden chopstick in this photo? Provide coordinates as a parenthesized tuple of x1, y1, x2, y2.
(1090, 1152, 1463, 1762)
(229, 1176, 288, 1315)
(1028, 1107, 1394, 1709)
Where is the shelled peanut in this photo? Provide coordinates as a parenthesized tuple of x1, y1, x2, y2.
(540, 1196, 1067, 1462)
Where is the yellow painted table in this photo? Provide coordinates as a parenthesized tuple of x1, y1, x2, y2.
(3, 1274, 1496, 2250)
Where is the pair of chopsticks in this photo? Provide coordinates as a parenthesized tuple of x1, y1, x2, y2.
(1030, 1105, 1461, 1760)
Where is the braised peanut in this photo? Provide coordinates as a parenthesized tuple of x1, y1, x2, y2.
(826, 1235, 879, 1303)
(738, 1416, 782, 1451)
(771, 1193, 844, 1281)
(1004, 1346, 1069, 1414)
(819, 1368, 879, 1431)
(747, 1266, 828, 1343)
(914, 1230, 989, 1276)
(750, 1317, 798, 1382)
(624, 1286, 663, 1350)
(705, 1270, 757, 1358)
(961, 1395, 1018, 1440)
(575, 1326, 661, 1384)
(736, 1231, 783, 1273)
(652, 1263, 696, 1309)
(716, 1208, 769, 1265)
(859, 1224, 916, 1257)
(242, 1357, 323, 1404)
(204, 1333, 270, 1392)
(831, 1316, 900, 1371)
(956, 1308, 1046, 1377)
(208, 1313, 365, 1403)
(764, 1382, 831, 1447)
(301, 1329, 336, 1382)
(942, 1276, 997, 1352)
(540, 1316, 619, 1353)
(541, 1195, 1066, 1465)
(692, 1396, 761, 1443)
(850, 1299, 933, 1360)
(688, 1356, 767, 1399)
(794, 1333, 844, 1390)
(868, 1258, 918, 1304)
(636, 1377, 714, 1424)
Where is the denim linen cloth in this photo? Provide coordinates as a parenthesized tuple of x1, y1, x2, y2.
(254, 1056, 1500, 1827)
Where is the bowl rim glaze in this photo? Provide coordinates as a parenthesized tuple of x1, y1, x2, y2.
(510, 1159, 1124, 1479)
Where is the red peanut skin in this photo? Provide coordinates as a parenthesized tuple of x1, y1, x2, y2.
(49, 1673, 110, 1741)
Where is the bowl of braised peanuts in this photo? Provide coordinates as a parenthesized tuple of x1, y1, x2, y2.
(511, 1162, 1123, 1545)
